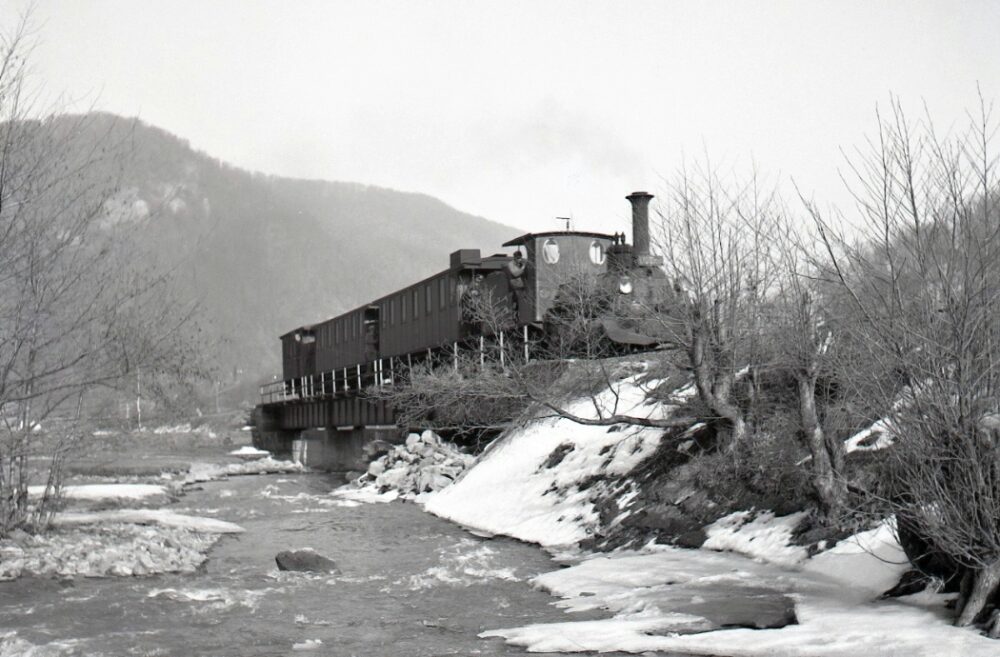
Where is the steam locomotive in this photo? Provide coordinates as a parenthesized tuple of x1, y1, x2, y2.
(254, 191, 667, 445)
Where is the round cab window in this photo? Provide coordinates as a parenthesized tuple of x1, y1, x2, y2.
(589, 240, 606, 265)
(542, 238, 560, 264)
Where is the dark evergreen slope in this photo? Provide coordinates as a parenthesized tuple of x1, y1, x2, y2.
(60, 113, 518, 379)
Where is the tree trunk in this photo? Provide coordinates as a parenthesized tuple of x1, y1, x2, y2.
(989, 610, 1000, 639)
(956, 561, 1000, 628)
(797, 375, 847, 517)
(690, 317, 746, 452)
(711, 399, 746, 452)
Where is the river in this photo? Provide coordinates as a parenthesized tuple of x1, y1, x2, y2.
(0, 471, 639, 657)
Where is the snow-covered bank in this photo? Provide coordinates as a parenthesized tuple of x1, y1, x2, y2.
(445, 444, 993, 657)
(425, 372, 669, 547)
(410, 369, 996, 654)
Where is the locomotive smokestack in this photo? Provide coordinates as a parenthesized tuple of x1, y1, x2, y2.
(626, 191, 653, 258)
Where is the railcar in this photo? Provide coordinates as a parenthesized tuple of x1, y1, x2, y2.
(255, 190, 668, 448)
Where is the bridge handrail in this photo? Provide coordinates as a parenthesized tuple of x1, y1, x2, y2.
(259, 358, 396, 405)
(259, 327, 534, 406)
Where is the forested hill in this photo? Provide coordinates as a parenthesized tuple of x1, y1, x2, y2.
(59, 113, 518, 381)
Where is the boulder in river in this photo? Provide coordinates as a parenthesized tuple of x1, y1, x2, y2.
(275, 549, 339, 573)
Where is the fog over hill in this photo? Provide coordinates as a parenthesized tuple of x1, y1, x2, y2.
(64, 113, 519, 381)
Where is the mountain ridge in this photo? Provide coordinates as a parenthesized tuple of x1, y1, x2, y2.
(53, 112, 520, 381)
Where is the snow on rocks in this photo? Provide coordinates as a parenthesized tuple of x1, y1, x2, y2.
(339, 430, 474, 501)
(0, 523, 219, 580)
(3, 460, 261, 580)
(0, 509, 245, 579)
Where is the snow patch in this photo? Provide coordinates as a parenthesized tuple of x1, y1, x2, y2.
(54, 509, 244, 534)
(228, 445, 270, 460)
(28, 483, 169, 502)
(292, 639, 323, 651)
(703, 511, 810, 566)
(184, 457, 304, 483)
(844, 417, 895, 453)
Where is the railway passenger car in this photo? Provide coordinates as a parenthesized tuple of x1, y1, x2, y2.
(259, 190, 667, 417)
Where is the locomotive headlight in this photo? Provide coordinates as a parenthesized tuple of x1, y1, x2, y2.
(618, 275, 633, 295)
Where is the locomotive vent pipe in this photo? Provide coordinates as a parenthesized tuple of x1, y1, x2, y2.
(626, 190, 654, 258)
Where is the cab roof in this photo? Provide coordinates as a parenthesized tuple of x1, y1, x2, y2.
(502, 231, 616, 248)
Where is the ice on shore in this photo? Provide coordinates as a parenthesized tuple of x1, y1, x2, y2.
(54, 509, 244, 534)
(482, 535, 1000, 656)
(27, 483, 170, 502)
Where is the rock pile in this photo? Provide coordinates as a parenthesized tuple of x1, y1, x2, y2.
(360, 431, 474, 498)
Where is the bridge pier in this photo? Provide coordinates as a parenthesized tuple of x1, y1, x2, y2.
(293, 426, 405, 472)
(251, 405, 297, 456)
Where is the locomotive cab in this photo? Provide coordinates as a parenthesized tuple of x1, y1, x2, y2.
(501, 230, 616, 326)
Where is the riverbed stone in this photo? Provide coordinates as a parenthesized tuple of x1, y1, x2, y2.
(687, 588, 797, 630)
(275, 549, 339, 573)
(673, 528, 708, 549)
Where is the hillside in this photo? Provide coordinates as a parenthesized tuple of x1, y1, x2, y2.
(58, 113, 519, 383)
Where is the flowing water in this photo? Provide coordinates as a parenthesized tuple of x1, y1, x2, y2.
(0, 472, 617, 657)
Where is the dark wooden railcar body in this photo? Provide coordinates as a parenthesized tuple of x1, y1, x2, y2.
(278, 233, 616, 384)
(280, 327, 316, 380)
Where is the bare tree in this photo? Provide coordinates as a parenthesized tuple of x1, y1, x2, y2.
(654, 160, 782, 451)
(764, 218, 849, 519)
(810, 95, 1000, 633)
(0, 13, 201, 533)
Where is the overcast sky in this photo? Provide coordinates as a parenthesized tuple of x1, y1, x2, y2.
(8, 0, 1000, 235)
